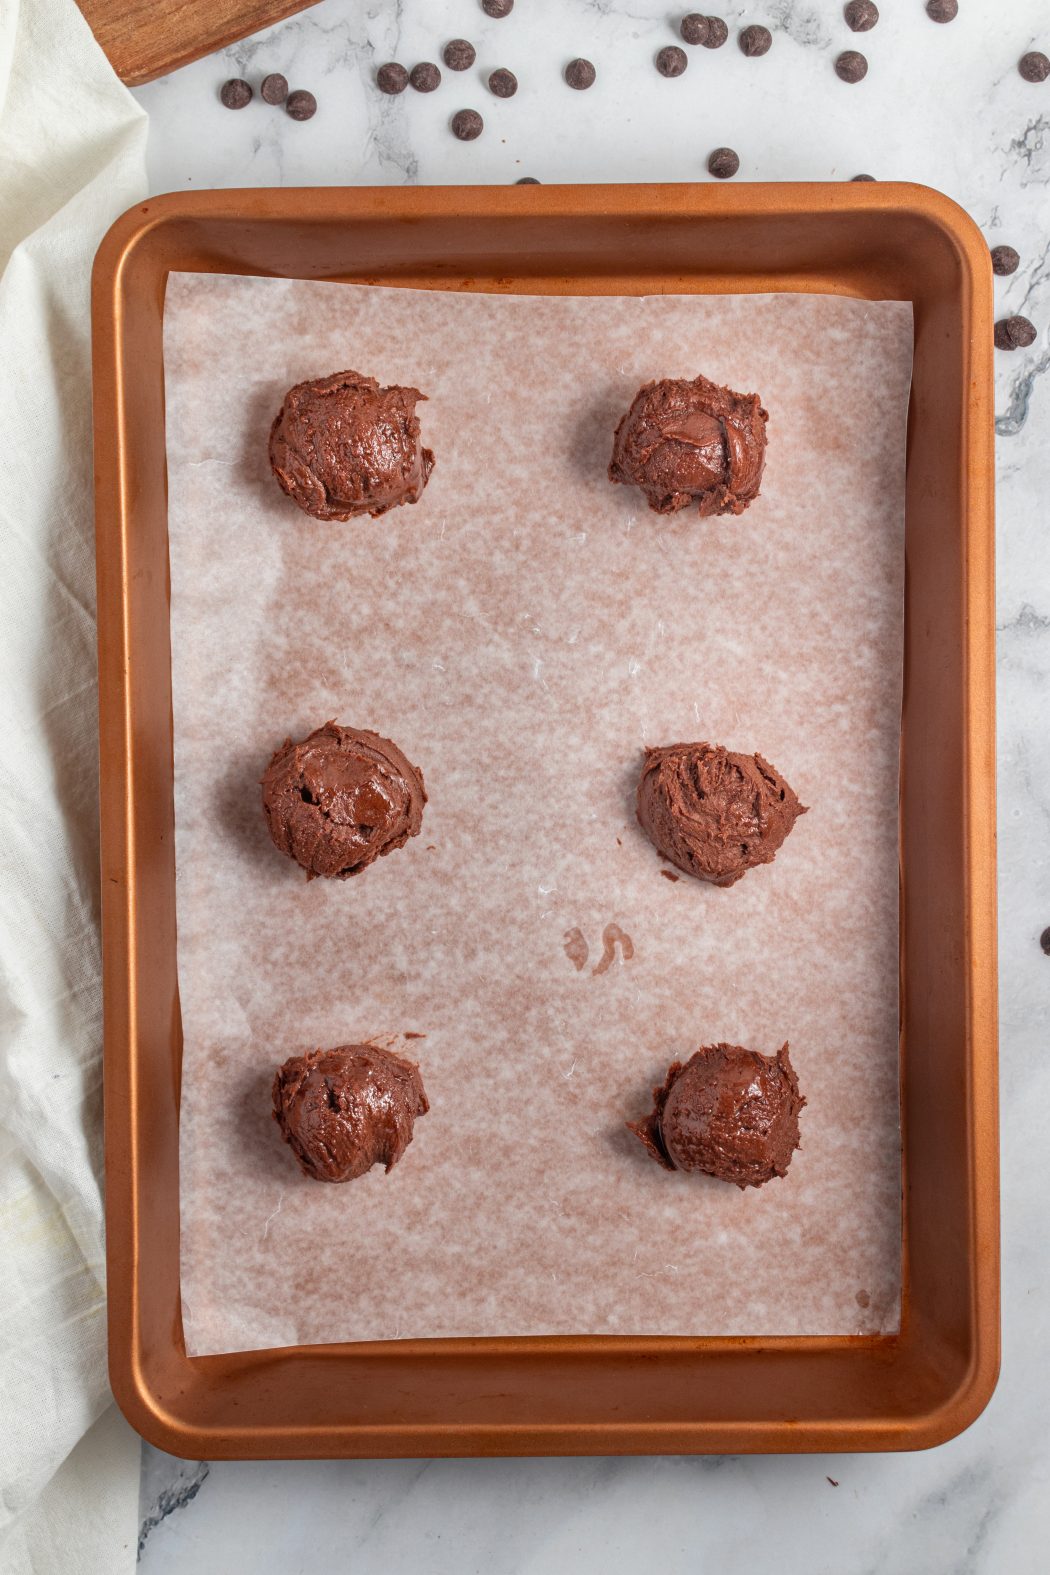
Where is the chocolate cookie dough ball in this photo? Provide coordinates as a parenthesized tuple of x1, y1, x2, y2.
(609, 373, 768, 517)
(261, 721, 426, 880)
(273, 1044, 429, 1182)
(269, 370, 434, 521)
(637, 741, 805, 887)
(628, 1042, 805, 1188)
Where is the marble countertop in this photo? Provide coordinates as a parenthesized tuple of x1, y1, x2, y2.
(131, 2, 1049, 1569)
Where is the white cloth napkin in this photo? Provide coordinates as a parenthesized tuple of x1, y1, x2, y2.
(0, 0, 147, 1568)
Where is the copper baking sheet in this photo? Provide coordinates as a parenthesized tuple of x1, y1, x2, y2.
(93, 184, 998, 1455)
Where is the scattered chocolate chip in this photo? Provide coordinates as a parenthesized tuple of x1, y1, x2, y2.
(482, 0, 514, 14)
(376, 62, 409, 95)
(680, 13, 709, 45)
(516, 176, 540, 183)
(286, 89, 317, 121)
(451, 108, 484, 140)
(925, 0, 957, 20)
(219, 78, 252, 109)
(656, 45, 689, 77)
(409, 62, 441, 93)
(844, 0, 878, 29)
(851, 173, 876, 181)
(739, 24, 772, 56)
(990, 244, 1020, 276)
(565, 57, 597, 90)
(703, 16, 729, 47)
(1041, 925, 1050, 955)
(489, 67, 518, 97)
(444, 39, 477, 72)
(835, 49, 868, 82)
(708, 146, 740, 179)
(1019, 51, 1050, 83)
(260, 73, 288, 105)
(994, 315, 1037, 350)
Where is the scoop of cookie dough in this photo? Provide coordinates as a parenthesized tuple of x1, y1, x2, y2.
(261, 721, 426, 880)
(269, 369, 434, 521)
(637, 741, 804, 887)
(609, 373, 768, 516)
(273, 1044, 429, 1182)
(628, 1042, 804, 1188)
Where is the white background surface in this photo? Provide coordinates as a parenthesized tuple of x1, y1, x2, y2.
(128, 1, 1050, 1570)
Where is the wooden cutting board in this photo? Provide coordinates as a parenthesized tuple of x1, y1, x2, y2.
(77, 0, 319, 87)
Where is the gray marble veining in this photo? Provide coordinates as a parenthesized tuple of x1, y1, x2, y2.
(132, 1, 1049, 1569)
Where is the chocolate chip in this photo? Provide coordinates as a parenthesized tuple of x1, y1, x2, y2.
(489, 67, 518, 97)
(703, 16, 729, 47)
(708, 146, 740, 179)
(286, 89, 317, 121)
(482, 0, 514, 14)
(680, 13, 709, 45)
(1019, 51, 1050, 83)
(451, 108, 484, 140)
(835, 50, 868, 82)
(219, 78, 252, 109)
(925, 0, 957, 19)
(990, 244, 1020, 276)
(376, 62, 409, 95)
(409, 62, 441, 93)
(851, 173, 876, 181)
(516, 176, 540, 183)
(739, 24, 772, 56)
(657, 45, 688, 77)
(1041, 925, 1050, 955)
(260, 73, 288, 105)
(844, 0, 878, 29)
(444, 39, 477, 72)
(994, 315, 1037, 350)
(565, 57, 597, 90)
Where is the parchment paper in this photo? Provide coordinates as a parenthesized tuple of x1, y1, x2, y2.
(164, 274, 911, 1356)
